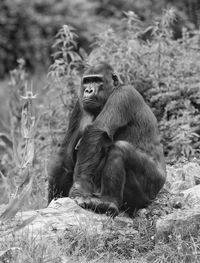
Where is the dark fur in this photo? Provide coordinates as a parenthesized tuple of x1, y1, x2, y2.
(48, 62, 166, 216)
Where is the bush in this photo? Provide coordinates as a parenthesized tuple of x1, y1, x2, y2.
(0, 0, 97, 77)
(86, 9, 200, 161)
(1, 0, 199, 78)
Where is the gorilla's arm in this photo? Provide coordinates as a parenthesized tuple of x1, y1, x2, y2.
(48, 100, 82, 203)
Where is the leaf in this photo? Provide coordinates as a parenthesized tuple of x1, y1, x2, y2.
(0, 171, 33, 221)
(22, 139, 35, 168)
(12, 132, 22, 168)
(0, 171, 10, 205)
(21, 103, 35, 139)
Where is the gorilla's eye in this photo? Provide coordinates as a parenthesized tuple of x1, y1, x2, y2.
(98, 83, 104, 90)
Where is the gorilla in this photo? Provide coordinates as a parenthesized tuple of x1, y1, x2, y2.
(48, 62, 166, 216)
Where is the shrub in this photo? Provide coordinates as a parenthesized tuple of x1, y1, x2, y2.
(0, 0, 96, 77)
(87, 9, 200, 161)
(1, 0, 199, 78)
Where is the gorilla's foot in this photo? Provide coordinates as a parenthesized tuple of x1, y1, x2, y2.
(72, 196, 119, 217)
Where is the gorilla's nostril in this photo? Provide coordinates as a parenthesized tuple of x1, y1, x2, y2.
(85, 88, 93, 94)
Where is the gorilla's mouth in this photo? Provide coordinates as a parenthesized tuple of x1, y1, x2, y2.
(82, 98, 102, 115)
(82, 98, 99, 108)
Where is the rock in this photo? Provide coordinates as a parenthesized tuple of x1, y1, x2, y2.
(165, 162, 200, 194)
(171, 184, 200, 209)
(156, 205, 200, 239)
(0, 198, 137, 240)
(181, 184, 200, 207)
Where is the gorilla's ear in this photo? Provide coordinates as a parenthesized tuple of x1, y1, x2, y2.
(112, 73, 119, 87)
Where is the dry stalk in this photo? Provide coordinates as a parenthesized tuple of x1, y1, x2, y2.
(0, 82, 37, 221)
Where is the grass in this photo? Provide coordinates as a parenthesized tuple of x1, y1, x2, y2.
(0, 187, 199, 262)
(0, 209, 199, 262)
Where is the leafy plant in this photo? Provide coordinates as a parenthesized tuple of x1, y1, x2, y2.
(87, 8, 200, 161)
(0, 80, 37, 221)
(48, 25, 84, 122)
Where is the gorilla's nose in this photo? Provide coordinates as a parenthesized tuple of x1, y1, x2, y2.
(84, 87, 95, 97)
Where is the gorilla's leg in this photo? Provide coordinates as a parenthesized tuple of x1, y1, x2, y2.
(101, 140, 165, 213)
(73, 140, 165, 216)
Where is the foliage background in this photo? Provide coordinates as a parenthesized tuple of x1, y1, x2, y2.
(0, 0, 200, 77)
